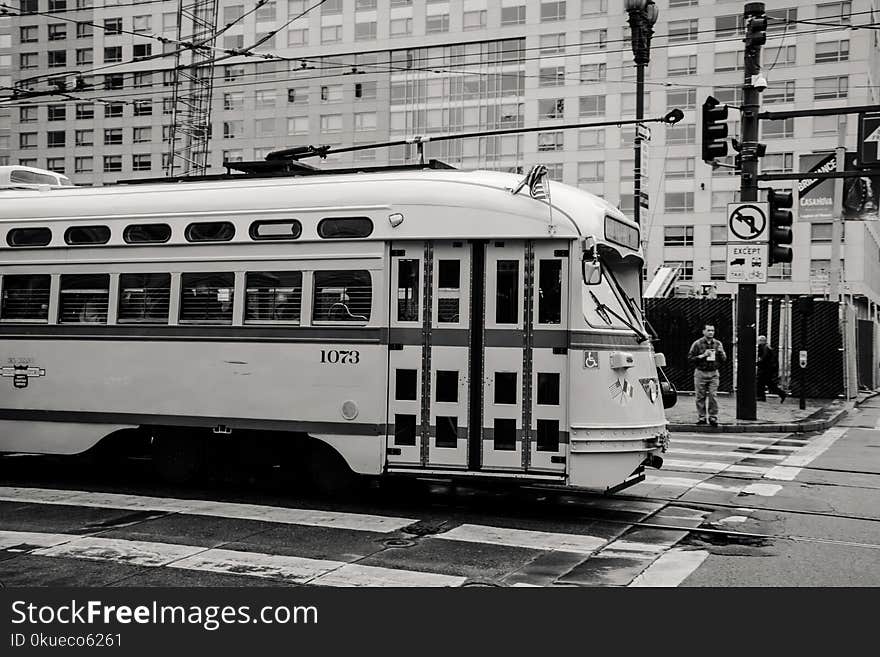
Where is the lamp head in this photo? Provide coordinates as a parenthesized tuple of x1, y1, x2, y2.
(664, 108, 685, 125)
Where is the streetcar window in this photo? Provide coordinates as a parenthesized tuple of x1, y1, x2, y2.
(395, 369, 417, 401)
(494, 372, 517, 405)
(245, 271, 302, 324)
(537, 372, 560, 405)
(249, 219, 302, 241)
(397, 259, 419, 322)
(0, 274, 50, 321)
(313, 270, 371, 323)
(124, 223, 171, 244)
(495, 260, 519, 324)
(394, 414, 417, 446)
(185, 221, 235, 243)
(538, 260, 562, 324)
(437, 260, 460, 324)
(59, 274, 109, 324)
(536, 419, 560, 452)
(118, 273, 171, 324)
(6, 227, 51, 247)
(435, 416, 458, 448)
(493, 418, 516, 451)
(179, 272, 234, 324)
(436, 370, 458, 403)
(64, 225, 111, 245)
(317, 217, 373, 239)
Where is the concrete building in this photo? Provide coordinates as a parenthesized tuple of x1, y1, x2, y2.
(2, 0, 879, 306)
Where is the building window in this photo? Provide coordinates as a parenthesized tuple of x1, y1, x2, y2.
(663, 261, 694, 281)
(767, 262, 792, 280)
(223, 121, 243, 139)
(537, 131, 564, 152)
(47, 131, 66, 148)
(426, 14, 449, 34)
(104, 74, 124, 90)
(48, 24, 67, 40)
(103, 156, 122, 173)
(579, 95, 605, 117)
(255, 90, 276, 109)
(104, 103, 124, 118)
(46, 105, 66, 122)
(354, 112, 376, 131)
(766, 8, 797, 33)
(501, 5, 525, 25)
(669, 19, 698, 43)
(390, 17, 412, 36)
(714, 51, 744, 72)
(814, 76, 848, 100)
(580, 29, 606, 51)
(813, 115, 839, 136)
(287, 28, 308, 46)
(74, 157, 93, 173)
(666, 124, 696, 145)
(255, 1, 276, 21)
(223, 92, 243, 110)
(133, 100, 152, 116)
(76, 22, 93, 38)
(710, 225, 727, 244)
(74, 129, 93, 146)
(104, 128, 122, 145)
(75, 104, 94, 120)
(133, 44, 152, 61)
(321, 25, 342, 43)
(539, 66, 565, 87)
(665, 157, 695, 179)
(762, 153, 794, 174)
(665, 192, 695, 213)
(580, 63, 606, 82)
(320, 114, 343, 133)
(133, 127, 151, 144)
(667, 88, 696, 110)
(817, 2, 852, 22)
(811, 223, 833, 243)
(539, 98, 565, 120)
(715, 14, 744, 37)
(582, 0, 607, 15)
(763, 80, 795, 105)
(668, 55, 697, 77)
(577, 161, 604, 184)
(463, 10, 487, 31)
(664, 226, 694, 247)
(320, 85, 343, 102)
(287, 117, 309, 135)
(709, 261, 726, 281)
(19, 133, 38, 150)
(578, 128, 605, 149)
(540, 1, 566, 22)
(255, 118, 275, 137)
(48, 50, 67, 68)
(355, 21, 377, 41)
(762, 118, 794, 139)
(46, 158, 65, 173)
(132, 154, 152, 171)
(20, 26, 38, 42)
(104, 18, 122, 35)
(714, 86, 743, 106)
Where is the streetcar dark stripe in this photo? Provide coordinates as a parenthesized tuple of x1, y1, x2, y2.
(0, 409, 382, 436)
(480, 428, 570, 444)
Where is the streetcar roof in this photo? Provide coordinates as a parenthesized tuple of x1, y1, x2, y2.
(0, 169, 641, 259)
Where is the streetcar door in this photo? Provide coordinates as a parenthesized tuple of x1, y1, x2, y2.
(386, 243, 424, 467)
(481, 240, 527, 473)
(426, 241, 470, 469)
(528, 242, 569, 475)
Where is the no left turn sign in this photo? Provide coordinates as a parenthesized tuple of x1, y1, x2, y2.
(727, 202, 768, 243)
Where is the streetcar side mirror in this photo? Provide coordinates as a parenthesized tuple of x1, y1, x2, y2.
(582, 256, 602, 285)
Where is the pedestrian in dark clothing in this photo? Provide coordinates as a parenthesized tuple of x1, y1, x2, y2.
(687, 324, 726, 426)
(757, 335, 787, 403)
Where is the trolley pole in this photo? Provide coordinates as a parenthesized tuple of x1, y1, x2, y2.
(736, 2, 765, 421)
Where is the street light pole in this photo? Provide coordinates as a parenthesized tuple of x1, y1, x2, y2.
(626, 0, 659, 227)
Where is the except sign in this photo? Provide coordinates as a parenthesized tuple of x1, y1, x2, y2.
(725, 243, 768, 283)
(727, 202, 768, 242)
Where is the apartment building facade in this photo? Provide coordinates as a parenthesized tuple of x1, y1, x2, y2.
(2, 0, 879, 304)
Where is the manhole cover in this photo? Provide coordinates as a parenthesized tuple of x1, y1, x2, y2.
(382, 538, 416, 548)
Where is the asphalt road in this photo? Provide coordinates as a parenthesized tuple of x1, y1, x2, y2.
(1, 402, 878, 587)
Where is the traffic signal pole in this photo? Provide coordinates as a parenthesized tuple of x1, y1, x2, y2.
(829, 117, 847, 302)
(736, 2, 766, 421)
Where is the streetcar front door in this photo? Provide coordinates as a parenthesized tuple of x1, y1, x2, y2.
(480, 240, 569, 476)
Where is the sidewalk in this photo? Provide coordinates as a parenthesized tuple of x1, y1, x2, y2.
(665, 389, 879, 433)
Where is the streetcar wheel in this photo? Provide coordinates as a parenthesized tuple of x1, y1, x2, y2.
(152, 431, 205, 484)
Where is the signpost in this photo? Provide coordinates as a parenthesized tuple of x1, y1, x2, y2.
(726, 202, 769, 284)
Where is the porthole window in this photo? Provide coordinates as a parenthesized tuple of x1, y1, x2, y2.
(124, 223, 171, 244)
(317, 217, 373, 239)
(184, 221, 235, 243)
(6, 227, 52, 247)
(249, 219, 302, 241)
(64, 225, 111, 245)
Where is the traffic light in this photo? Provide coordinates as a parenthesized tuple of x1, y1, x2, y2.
(767, 189, 793, 265)
(701, 96, 728, 163)
(745, 14, 767, 47)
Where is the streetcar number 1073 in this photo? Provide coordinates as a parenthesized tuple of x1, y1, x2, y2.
(320, 350, 360, 364)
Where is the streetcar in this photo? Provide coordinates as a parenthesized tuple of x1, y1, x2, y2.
(0, 161, 673, 493)
(0, 165, 74, 190)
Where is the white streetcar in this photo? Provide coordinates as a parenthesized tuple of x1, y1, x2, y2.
(0, 162, 674, 492)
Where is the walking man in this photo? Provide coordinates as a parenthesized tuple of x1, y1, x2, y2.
(757, 335, 787, 403)
(688, 323, 726, 426)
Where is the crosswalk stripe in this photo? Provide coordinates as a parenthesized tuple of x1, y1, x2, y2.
(662, 459, 770, 475)
(0, 487, 416, 533)
(628, 548, 710, 587)
(1, 530, 466, 587)
(436, 524, 608, 555)
(672, 438, 801, 452)
(669, 448, 787, 462)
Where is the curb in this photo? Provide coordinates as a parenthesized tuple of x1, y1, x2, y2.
(668, 401, 856, 434)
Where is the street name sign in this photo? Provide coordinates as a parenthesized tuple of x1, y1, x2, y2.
(725, 243, 768, 284)
(727, 202, 768, 243)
